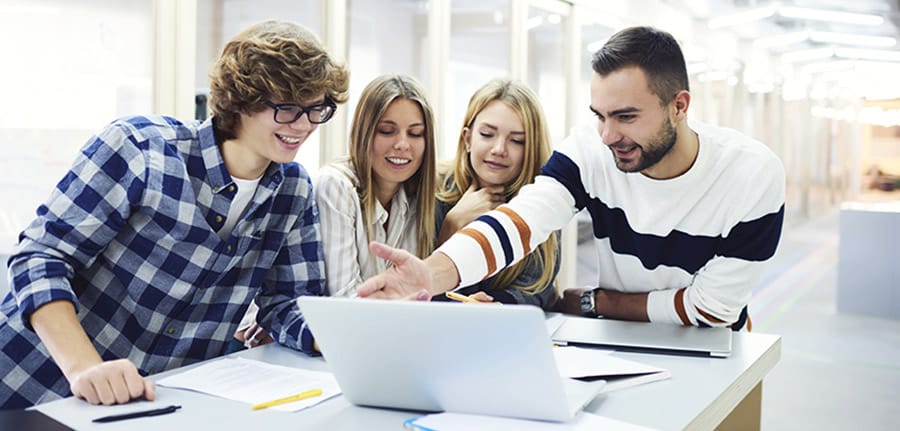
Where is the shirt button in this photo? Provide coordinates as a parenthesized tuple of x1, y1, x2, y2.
(226, 245, 232, 253)
(213, 186, 221, 193)
(228, 185, 236, 192)
(215, 215, 223, 223)
(166, 327, 176, 335)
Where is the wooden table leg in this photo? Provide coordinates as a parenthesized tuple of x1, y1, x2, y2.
(716, 382, 762, 431)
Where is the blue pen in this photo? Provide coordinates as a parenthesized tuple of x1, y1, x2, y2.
(92, 405, 182, 423)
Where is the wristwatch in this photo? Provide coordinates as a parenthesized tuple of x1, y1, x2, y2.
(580, 288, 599, 318)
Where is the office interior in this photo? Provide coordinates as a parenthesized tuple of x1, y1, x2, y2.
(1, 0, 898, 429)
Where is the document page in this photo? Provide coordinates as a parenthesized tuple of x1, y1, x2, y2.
(156, 357, 340, 412)
(553, 346, 658, 378)
(552, 346, 670, 392)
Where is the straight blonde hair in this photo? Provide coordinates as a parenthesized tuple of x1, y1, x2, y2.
(437, 78, 558, 295)
(349, 75, 436, 258)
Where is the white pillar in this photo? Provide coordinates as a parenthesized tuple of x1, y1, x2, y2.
(153, 0, 197, 119)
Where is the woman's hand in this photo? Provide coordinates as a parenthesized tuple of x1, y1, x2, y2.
(438, 183, 506, 244)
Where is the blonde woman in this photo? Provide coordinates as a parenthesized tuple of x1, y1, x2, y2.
(434, 79, 559, 309)
(316, 75, 436, 297)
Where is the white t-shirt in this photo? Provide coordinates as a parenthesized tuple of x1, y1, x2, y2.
(217, 175, 261, 239)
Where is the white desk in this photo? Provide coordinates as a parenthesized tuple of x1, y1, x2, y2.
(35, 330, 780, 431)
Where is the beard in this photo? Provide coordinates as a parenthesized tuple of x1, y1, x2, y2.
(610, 116, 677, 173)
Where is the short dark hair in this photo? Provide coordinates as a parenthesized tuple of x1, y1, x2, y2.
(591, 26, 689, 104)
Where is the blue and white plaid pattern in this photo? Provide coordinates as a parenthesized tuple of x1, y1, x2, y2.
(0, 116, 325, 409)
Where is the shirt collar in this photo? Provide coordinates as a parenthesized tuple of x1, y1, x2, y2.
(200, 117, 284, 194)
(374, 185, 412, 225)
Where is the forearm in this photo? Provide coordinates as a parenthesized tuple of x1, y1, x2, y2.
(594, 289, 649, 322)
(437, 179, 575, 288)
(424, 252, 461, 295)
(30, 300, 104, 380)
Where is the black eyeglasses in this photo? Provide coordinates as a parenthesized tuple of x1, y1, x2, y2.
(264, 99, 336, 124)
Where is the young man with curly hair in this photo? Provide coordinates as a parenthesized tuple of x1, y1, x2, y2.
(0, 20, 348, 409)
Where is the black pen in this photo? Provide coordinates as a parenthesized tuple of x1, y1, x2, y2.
(92, 405, 182, 423)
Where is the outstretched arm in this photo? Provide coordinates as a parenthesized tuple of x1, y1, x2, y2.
(357, 242, 460, 300)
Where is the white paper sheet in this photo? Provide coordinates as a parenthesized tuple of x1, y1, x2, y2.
(553, 346, 663, 379)
(406, 411, 660, 431)
(553, 346, 670, 392)
(156, 357, 340, 412)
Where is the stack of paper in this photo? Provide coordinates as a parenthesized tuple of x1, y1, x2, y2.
(156, 357, 341, 412)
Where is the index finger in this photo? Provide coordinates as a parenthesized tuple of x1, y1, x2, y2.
(358, 275, 386, 297)
(368, 241, 412, 265)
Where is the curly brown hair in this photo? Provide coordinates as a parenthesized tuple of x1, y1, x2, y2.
(208, 20, 349, 140)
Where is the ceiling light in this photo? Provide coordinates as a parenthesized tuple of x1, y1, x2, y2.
(708, 6, 776, 29)
(781, 47, 834, 62)
(754, 31, 809, 49)
(809, 31, 896, 48)
(835, 48, 900, 62)
(778, 6, 883, 26)
(801, 60, 857, 75)
(708, 4, 884, 30)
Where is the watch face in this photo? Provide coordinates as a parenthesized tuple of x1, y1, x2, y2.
(580, 290, 595, 316)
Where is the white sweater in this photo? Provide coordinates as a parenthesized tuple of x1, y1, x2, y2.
(438, 121, 785, 327)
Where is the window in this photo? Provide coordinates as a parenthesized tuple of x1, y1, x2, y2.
(0, 0, 153, 251)
(444, 0, 511, 160)
(346, 0, 429, 157)
(526, 4, 567, 143)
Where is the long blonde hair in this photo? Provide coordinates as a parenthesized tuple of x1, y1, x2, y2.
(349, 75, 436, 258)
(437, 78, 558, 295)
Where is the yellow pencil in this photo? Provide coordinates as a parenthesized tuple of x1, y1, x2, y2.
(251, 388, 323, 410)
(445, 291, 478, 303)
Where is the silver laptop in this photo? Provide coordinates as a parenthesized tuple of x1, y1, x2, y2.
(551, 316, 733, 358)
(298, 297, 604, 422)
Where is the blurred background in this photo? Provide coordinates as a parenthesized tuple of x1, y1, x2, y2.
(3, 0, 900, 251)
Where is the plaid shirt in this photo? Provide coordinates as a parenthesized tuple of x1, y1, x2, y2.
(0, 116, 325, 409)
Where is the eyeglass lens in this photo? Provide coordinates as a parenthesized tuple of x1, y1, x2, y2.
(272, 102, 334, 124)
